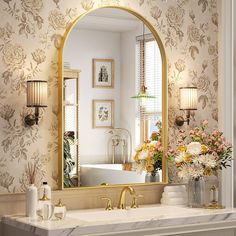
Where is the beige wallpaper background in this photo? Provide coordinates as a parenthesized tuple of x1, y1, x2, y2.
(0, 0, 218, 193)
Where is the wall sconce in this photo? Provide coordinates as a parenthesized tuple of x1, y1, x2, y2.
(175, 87, 197, 126)
(25, 80, 48, 126)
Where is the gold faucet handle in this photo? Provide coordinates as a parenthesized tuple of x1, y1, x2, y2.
(101, 197, 114, 211)
(131, 194, 143, 209)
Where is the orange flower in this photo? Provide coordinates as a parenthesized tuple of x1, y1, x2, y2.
(201, 144, 209, 154)
(178, 145, 187, 152)
(203, 167, 212, 176)
(146, 164, 154, 173)
(134, 153, 139, 161)
(184, 153, 192, 163)
(176, 162, 182, 167)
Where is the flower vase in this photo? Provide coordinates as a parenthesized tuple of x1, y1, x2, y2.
(151, 172, 160, 182)
(188, 177, 205, 208)
(145, 173, 152, 182)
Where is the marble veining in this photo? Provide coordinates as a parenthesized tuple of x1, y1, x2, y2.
(3, 205, 236, 236)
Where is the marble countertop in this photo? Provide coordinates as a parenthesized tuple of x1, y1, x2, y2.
(3, 205, 236, 236)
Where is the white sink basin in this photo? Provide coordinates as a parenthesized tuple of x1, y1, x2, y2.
(66, 205, 203, 224)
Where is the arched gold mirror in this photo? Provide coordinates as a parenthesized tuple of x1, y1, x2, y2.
(58, 6, 168, 189)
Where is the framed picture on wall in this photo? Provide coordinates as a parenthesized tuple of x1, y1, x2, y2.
(92, 59, 114, 88)
(93, 100, 114, 128)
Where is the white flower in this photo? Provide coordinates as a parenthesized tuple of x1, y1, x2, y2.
(198, 154, 217, 168)
(132, 161, 145, 174)
(138, 150, 149, 160)
(135, 144, 142, 152)
(175, 152, 185, 163)
(150, 141, 157, 145)
(178, 163, 191, 180)
(178, 163, 204, 180)
(187, 142, 202, 155)
(189, 164, 204, 179)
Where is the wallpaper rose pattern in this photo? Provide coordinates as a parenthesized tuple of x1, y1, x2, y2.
(0, 0, 218, 192)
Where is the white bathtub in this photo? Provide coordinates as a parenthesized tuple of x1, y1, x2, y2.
(80, 164, 146, 186)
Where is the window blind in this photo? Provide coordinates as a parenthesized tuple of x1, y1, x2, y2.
(135, 36, 162, 120)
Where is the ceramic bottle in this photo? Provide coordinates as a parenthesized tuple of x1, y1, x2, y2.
(26, 184, 38, 218)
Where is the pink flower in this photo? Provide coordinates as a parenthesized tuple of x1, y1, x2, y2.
(156, 141, 162, 149)
(204, 138, 210, 143)
(217, 145, 223, 153)
(212, 130, 218, 136)
(202, 120, 208, 126)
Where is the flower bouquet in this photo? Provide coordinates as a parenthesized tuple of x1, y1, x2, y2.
(169, 120, 232, 207)
(171, 120, 232, 181)
(134, 121, 163, 180)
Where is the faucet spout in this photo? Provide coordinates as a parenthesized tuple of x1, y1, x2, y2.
(118, 186, 136, 209)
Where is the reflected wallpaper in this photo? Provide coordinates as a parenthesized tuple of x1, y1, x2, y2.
(0, 0, 218, 193)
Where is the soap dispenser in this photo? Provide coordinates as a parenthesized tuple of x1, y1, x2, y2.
(39, 182, 51, 201)
(37, 190, 54, 220)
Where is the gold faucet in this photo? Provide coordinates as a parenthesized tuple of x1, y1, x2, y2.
(118, 186, 136, 209)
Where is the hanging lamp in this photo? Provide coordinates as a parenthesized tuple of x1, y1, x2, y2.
(131, 23, 155, 106)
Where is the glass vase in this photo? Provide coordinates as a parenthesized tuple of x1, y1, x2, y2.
(188, 177, 206, 208)
(151, 172, 160, 182)
(145, 173, 152, 182)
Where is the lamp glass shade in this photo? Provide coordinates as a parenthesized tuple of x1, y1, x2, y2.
(27, 80, 48, 107)
(180, 87, 197, 110)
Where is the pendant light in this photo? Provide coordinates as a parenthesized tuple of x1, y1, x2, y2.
(131, 23, 155, 107)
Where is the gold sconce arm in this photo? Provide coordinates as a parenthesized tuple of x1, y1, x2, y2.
(175, 87, 197, 126)
(175, 110, 191, 126)
(25, 107, 40, 126)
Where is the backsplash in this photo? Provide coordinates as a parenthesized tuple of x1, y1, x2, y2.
(0, 0, 218, 193)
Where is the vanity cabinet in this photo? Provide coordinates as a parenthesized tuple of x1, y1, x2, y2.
(2, 221, 236, 236)
(101, 225, 236, 236)
(3, 205, 236, 236)
(175, 230, 235, 236)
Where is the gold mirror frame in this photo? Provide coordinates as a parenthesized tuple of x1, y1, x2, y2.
(58, 5, 168, 190)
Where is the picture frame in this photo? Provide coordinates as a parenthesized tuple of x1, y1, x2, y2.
(93, 100, 114, 128)
(92, 59, 114, 88)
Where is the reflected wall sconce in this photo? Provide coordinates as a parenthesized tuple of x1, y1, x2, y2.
(25, 80, 48, 126)
(175, 87, 197, 126)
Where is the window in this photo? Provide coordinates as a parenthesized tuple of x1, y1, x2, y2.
(135, 34, 162, 144)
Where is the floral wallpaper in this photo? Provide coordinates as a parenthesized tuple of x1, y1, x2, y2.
(0, 0, 218, 193)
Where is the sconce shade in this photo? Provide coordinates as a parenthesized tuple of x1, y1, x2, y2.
(179, 87, 197, 110)
(27, 80, 48, 107)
